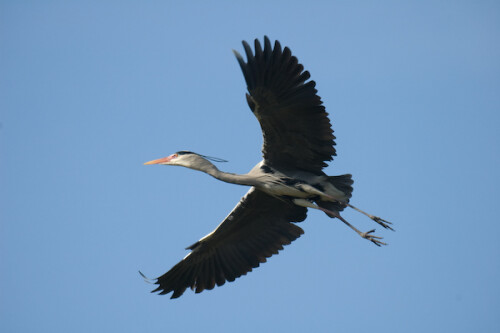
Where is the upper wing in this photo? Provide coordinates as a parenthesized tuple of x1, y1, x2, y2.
(234, 36, 336, 175)
(151, 188, 307, 298)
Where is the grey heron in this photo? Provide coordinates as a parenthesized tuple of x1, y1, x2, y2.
(143, 36, 392, 298)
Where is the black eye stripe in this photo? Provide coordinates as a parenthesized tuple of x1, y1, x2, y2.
(175, 151, 228, 163)
(176, 150, 194, 155)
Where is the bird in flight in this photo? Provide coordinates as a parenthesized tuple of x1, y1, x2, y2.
(142, 36, 392, 299)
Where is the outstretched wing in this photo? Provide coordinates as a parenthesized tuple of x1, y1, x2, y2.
(150, 188, 307, 298)
(234, 36, 336, 175)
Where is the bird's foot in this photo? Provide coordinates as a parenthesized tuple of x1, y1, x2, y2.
(360, 229, 387, 247)
(371, 216, 394, 231)
(326, 209, 389, 246)
(347, 203, 394, 231)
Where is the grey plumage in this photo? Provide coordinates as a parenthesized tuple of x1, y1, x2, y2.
(143, 37, 392, 299)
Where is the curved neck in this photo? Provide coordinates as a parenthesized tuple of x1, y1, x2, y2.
(191, 160, 259, 186)
(211, 169, 260, 186)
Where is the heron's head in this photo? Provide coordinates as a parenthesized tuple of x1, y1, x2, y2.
(144, 151, 226, 171)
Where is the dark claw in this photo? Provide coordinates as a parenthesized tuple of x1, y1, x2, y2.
(360, 229, 387, 246)
(373, 216, 394, 231)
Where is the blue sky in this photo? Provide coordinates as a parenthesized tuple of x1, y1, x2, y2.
(1, 1, 499, 332)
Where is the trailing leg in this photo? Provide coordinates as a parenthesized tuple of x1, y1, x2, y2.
(292, 199, 386, 246)
(324, 209, 387, 247)
(347, 203, 394, 231)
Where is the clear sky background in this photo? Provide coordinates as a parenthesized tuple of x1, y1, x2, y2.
(1, 1, 499, 332)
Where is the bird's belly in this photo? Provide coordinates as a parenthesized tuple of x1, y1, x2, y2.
(258, 183, 310, 198)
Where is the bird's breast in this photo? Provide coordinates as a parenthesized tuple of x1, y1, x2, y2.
(257, 179, 310, 199)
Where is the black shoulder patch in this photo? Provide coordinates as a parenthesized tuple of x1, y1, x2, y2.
(313, 184, 325, 192)
(260, 165, 274, 174)
(281, 178, 301, 186)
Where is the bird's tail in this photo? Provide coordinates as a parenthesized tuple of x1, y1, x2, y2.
(315, 174, 393, 232)
(316, 174, 353, 215)
(327, 174, 353, 200)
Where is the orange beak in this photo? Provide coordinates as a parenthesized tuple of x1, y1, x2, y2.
(144, 155, 175, 165)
